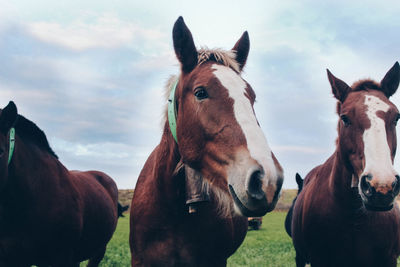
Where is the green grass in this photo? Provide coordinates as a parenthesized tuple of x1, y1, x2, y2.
(227, 212, 295, 267)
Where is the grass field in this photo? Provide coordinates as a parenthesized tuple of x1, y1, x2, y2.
(227, 212, 295, 266)
(82, 210, 400, 266)
(81, 211, 296, 267)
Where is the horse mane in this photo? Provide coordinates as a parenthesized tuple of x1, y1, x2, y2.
(15, 115, 58, 159)
(165, 48, 240, 96)
(351, 79, 381, 92)
(197, 47, 240, 73)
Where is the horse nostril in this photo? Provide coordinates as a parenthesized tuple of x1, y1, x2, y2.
(247, 170, 265, 200)
(360, 174, 373, 197)
(393, 175, 400, 195)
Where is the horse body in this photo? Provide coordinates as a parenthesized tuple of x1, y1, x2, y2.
(293, 155, 400, 266)
(130, 17, 283, 266)
(68, 170, 119, 262)
(291, 63, 400, 267)
(0, 104, 118, 266)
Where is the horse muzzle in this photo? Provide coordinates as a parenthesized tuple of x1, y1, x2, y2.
(228, 169, 283, 217)
(360, 174, 400, 211)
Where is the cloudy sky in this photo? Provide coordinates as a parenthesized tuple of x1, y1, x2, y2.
(0, 0, 399, 189)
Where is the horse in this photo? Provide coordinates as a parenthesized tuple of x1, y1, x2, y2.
(0, 101, 118, 266)
(290, 62, 400, 267)
(129, 16, 283, 266)
(284, 173, 303, 237)
(118, 203, 129, 217)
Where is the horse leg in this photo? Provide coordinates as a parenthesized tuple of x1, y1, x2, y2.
(383, 256, 397, 267)
(295, 253, 306, 267)
(52, 263, 80, 267)
(86, 246, 106, 267)
(211, 259, 227, 267)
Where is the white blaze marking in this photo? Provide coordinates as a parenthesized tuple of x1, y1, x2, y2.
(212, 64, 277, 180)
(363, 95, 394, 179)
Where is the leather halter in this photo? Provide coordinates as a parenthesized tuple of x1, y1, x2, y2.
(8, 127, 15, 165)
(167, 78, 210, 212)
(168, 78, 179, 143)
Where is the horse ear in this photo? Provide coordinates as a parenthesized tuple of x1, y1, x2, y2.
(380, 62, 400, 98)
(172, 16, 198, 73)
(295, 173, 303, 190)
(0, 101, 18, 134)
(327, 69, 351, 103)
(232, 31, 250, 71)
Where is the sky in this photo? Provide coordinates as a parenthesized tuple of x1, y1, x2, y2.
(0, 0, 399, 189)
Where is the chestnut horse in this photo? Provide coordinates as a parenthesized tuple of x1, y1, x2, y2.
(0, 101, 118, 266)
(290, 62, 400, 266)
(284, 173, 303, 237)
(130, 17, 283, 266)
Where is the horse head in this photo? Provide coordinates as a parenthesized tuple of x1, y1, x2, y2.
(327, 62, 400, 211)
(169, 17, 283, 217)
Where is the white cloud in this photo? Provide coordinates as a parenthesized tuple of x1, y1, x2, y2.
(52, 138, 131, 159)
(26, 14, 166, 51)
(273, 145, 329, 154)
(0, 0, 18, 33)
(50, 137, 154, 188)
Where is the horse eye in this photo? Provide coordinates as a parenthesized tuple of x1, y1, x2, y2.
(194, 87, 208, 100)
(340, 114, 351, 127)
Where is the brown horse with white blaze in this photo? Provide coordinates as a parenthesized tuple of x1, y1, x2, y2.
(291, 62, 400, 267)
(0, 101, 118, 266)
(130, 17, 283, 266)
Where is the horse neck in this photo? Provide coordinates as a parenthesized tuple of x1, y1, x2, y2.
(152, 123, 183, 199)
(329, 149, 358, 206)
(6, 135, 65, 197)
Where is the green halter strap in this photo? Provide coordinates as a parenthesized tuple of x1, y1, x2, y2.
(168, 78, 179, 143)
(8, 127, 15, 165)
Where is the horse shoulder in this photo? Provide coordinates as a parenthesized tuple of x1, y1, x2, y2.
(130, 146, 180, 262)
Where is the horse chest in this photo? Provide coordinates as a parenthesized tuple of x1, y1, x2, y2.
(135, 208, 247, 266)
(300, 205, 400, 266)
(177, 212, 245, 253)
